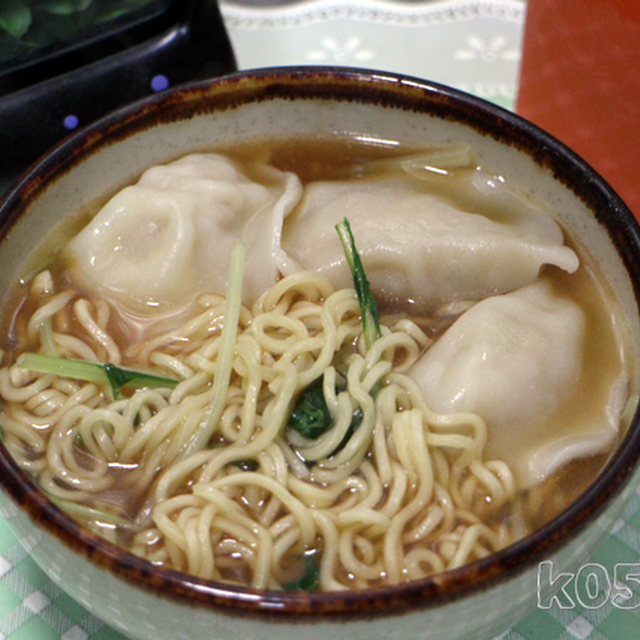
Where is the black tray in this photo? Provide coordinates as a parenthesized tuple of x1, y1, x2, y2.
(0, 0, 236, 182)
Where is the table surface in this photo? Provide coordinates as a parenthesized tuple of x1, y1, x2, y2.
(2, 1, 640, 639)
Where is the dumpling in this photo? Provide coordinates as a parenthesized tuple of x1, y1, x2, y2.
(409, 281, 626, 488)
(64, 153, 302, 314)
(279, 164, 579, 312)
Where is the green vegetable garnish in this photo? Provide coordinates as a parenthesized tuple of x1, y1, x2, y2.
(335, 217, 382, 351)
(180, 240, 245, 459)
(287, 379, 364, 455)
(286, 219, 382, 455)
(284, 554, 321, 592)
(19, 353, 178, 398)
(287, 378, 332, 439)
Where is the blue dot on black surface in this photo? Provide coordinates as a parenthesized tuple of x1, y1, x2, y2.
(63, 115, 79, 130)
(151, 75, 170, 92)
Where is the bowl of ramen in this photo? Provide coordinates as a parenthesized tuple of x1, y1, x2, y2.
(0, 66, 639, 640)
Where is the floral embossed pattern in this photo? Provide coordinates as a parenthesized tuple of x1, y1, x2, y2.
(219, 0, 525, 108)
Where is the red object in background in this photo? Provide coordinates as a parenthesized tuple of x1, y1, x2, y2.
(517, 0, 640, 217)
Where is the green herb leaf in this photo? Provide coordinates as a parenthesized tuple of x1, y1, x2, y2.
(288, 378, 333, 439)
(284, 554, 320, 592)
(180, 241, 245, 459)
(100, 362, 178, 397)
(286, 221, 381, 456)
(287, 380, 363, 458)
(335, 217, 381, 351)
(20, 353, 178, 398)
(0, 0, 31, 38)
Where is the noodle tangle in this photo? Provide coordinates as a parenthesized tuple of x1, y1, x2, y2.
(0, 266, 522, 591)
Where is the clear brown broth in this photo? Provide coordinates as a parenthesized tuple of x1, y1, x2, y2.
(0, 135, 631, 585)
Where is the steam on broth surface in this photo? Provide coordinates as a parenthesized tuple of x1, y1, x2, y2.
(0, 136, 631, 591)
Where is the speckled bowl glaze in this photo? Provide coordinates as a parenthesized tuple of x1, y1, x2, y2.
(1, 67, 640, 640)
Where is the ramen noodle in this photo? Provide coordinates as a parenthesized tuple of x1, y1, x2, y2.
(0, 139, 630, 591)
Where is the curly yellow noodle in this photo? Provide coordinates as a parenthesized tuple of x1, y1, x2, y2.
(339, 527, 384, 581)
(27, 290, 76, 343)
(0, 267, 529, 591)
(73, 299, 121, 364)
(54, 332, 100, 361)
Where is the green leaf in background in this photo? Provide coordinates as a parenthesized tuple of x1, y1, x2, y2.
(0, 0, 164, 69)
(38, 0, 93, 16)
(0, 0, 32, 38)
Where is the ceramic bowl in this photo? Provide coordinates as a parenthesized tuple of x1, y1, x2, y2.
(1, 67, 640, 640)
